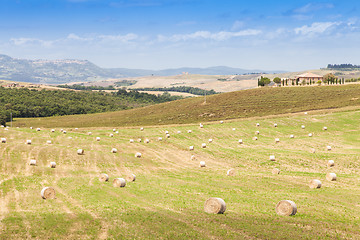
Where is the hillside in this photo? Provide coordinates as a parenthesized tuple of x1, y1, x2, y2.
(0, 109, 359, 239)
(13, 84, 360, 128)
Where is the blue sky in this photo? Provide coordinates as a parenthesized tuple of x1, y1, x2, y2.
(0, 0, 359, 71)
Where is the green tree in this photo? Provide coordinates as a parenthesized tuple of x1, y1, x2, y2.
(273, 77, 281, 84)
(258, 77, 271, 86)
(323, 73, 337, 84)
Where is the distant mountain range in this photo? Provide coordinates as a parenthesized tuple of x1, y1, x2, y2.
(0, 54, 284, 84)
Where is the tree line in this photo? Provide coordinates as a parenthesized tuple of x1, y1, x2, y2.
(57, 84, 116, 91)
(327, 64, 360, 69)
(0, 87, 182, 125)
(130, 86, 218, 96)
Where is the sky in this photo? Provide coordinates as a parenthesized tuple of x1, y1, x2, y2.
(0, 0, 360, 71)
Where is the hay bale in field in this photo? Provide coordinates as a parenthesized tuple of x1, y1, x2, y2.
(269, 155, 276, 161)
(111, 148, 117, 153)
(68, 137, 72, 139)
(96, 137, 100, 141)
(253, 137, 258, 141)
(232, 128, 236, 131)
(309, 179, 322, 189)
(275, 200, 297, 216)
(126, 174, 136, 182)
(113, 129, 116, 132)
(327, 146, 332, 151)
(137, 138, 142, 142)
(77, 149, 84, 155)
(208, 139, 213, 143)
(274, 123, 277, 127)
(199, 161, 206, 167)
(204, 197, 226, 214)
(323, 127, 327, 131)
(326, 173, 337, 181)
(255, 131, 260, 135)
(290, 134, 294, 138)
(189, 146, 194, 151)
(113, 178, 126, 187)
(220, 121, 224, 124)
(140, 127, 144, 131)
(200, 123, 203, 128)
(227, 169, 236, 176)
(191, 155, 196, 160)
(135, 152, 142, 158)
(41, 187, 56, 199)
(256, 123, 260, 127)
(115, 131, 119, 134)
(99, 173, 109, 182)
(327, 160, 335, 167)
(29, 159, 36, 166)
(304, 112, 308, 115)
(63, 130, 67, 134)
(129, 139, 134, 143)
(158, 137, 162, 141)
(177, 130, 181, 134)
(75, 128, 78, 130)
(165, 130, 169, 134)
(51, 129, 55, 132)
(26, 140, 32, 145)
(36, 128, 41, 131)
(310, 148, 316, 153)
(109, 134, 114, 137)
(1, 138, 6, 143)
(238, 139, 243, 144)
(4, 128, 8, 131)
(60, 129, 64, 132)
(88, 132, 92, 135)
(46, 140, 52, 144)
(0, 125, 3, 128)
(308, 133, 313, 137)
(166, 134, 170, 138)
(275, 138, 280, 143)
(272, 168, 280, 174)
(201, 143, 206, 148)
(187, 130, 192, 133)
(30, 127, 33, 129)
(301, 125, 305, 129)
(50, 162, 56, 168)
(145, 139, 150, 143)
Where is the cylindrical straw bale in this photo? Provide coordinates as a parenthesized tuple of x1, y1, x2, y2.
(1, 138, 6, 143)
(145, 139, 150, 143)
(327, 160, 335, 167)
(137, 138, 142, 142)
(274, 123, 278, 127)
(113, 178, 126, 187)
(227, 169, 236, 176)
(63, 130, 67, 134)
(275, 200, 297, 216)
(301, 125, 305, 129)
(165, 130, 169, 134)
(60, 129, 64, 132)
(46, 140, 52, 144)
(290, 134, 294, 138)
(238, 139, 243, 144)
(135, 152, 142, 158)
(255, 131, 260, 135)
(187, 130, 192, 133)
(26, 140, 32, 145)
(140, 127, 144, 131)
(208, 139, 213, 143)
(115, 131, 119, 134)
(75, 128, 78, 130)
(96, 137, 100, 141)
(41, 187, 56, 199)
(177, 130, 181, 134)
(29, 159, 36, 166)
(109, 134, 114, 137)
(158, 137, 162, 141)
(36, 128, 41, 131)
(189, 146, 194, 151)
(272, 168, 280, 174)
(87, 132, 92, 135)
(201, 143, 206, 148)
(308, 133, 313, 137)
(256, 123, 260, 127)
(191, 155, 196, 160)
(220, 121, 224, 124)
(113, 129, 116, 132)
(323, 127, 327, 130)
(99, 173, 109, 182)
(111, 148, 117, 153)
(204, 198, 226, 214)
(309, 179, 322, 188)
(51, 129, 55, 132)
(199, 161, 206, 167)
(30, 127, 33, 129)
(275, 138, 280, 143)
(129, 139, 134, 143)
(304, 112, 308, 115)
(327, 146, 331, 151)
(232, 128, 236, 131)
(326, 173, 337, 181)
(200, 124, 203, 128)
(310, 148, 316, 153)
(166, 134, 170, 138)
(50, 162, 56, 168)
(253, 137, 258, 141)
(77, 149, 84, 155)
(126, 174, 136, 182)
(269, 155, 276, 161)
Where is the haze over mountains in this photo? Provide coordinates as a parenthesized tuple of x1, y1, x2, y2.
(0, 54, 282, 84)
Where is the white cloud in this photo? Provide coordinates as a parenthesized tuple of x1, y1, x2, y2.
(294, 3, 334, 14)
(294, 22, 340, 36)
(98, 33, 138, 42)
(10, 37, 53, 47)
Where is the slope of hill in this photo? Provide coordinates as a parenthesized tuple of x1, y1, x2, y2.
(12, 84, 360, 128)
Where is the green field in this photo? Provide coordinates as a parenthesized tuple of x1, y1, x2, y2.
(1, 108, 359, 239)
(12, 84, 360, 128)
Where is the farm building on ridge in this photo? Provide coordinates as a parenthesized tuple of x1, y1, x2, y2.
(295, 72, 323, 84)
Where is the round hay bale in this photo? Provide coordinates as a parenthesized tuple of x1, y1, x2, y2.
(126, 174, 136, 182)
(137, 138, 142, 142)
(113, 129, 116, 132)
(177, 130, 181, 134)
(41, 187, 56, 199)
(301, 125, 305, 129)
(201, 143, 206, 148)
(46, 140, 52, 145)
(63, 130, 67, 134)
(269, 155, 275, 161)
(238, 139, 243, 144)
(255, 131, 260, 135)
(165, 130, 169, 134)
(145, 139, 150, 143)
(275, 138, 280, 143)
(275, 200, 297, 216)
(208, 139, 213, 143)
(187, 130, 192, 133)
(50, 162, 56, 168)
(189, 146, 194, 151)
(29, 159, 36, 166)
(290, 134, 294, 138)
(51, 129, 55, 132)
(310, 148, 316, 153)
(60, 129, 64, 132)
(256, 123, 260, 127)
(220, 121, 224, 124)
(77, 149, 84, 155)
(253, 137, 258, 141)
(111, 148, 117, 153)
(200, 124, 203, 128)
(109, 134, 114, 137)
(88, 132, 92, 135)
(99, 173, 109, 182)
(327, 160, 335, 167)
(96, 137, 100, 141)
(232, 128, 236, 131)
(327, 146, 332, 151)
(323, 127, 327, 131)
(75, 128, 78, 130)
(272, 168, 280, 174)
(309, 179, 322, 189)
(140, 127, 144, 131)
(30, 127, 33, 129)
(36, 128, 41, 131)
(68, 136, 72, 139)
(326, 173, 337, 181)
(4, 128, 8, 131)
(135, 152, 142, 158)
(26, 140, 32, 145)
(304, 112, 308, 115)
(129, 139, 134, 143)
(227, 169, 236, 176)
(1, 138, 6, 143)
(199, 161, 206, 167)
(113, 178, 126, 187)
(190, 155, 196, 160)
(115, 131, 119, 134)
(274, 123, 278, 127)
(158, 137, 162, 141)
(166, 134, 170, 138)
(204, 197, 226, 214)
(308, 133, 313, 137)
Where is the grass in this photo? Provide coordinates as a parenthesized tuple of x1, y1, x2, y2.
(0, 108, 359, 239)
(12, 84, 360, 128)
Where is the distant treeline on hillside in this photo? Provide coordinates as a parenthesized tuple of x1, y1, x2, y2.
(327, 64, 360, 69)
(57, 84, 116, 91)
(0, 87, 181, 125)
(131, 86, 218, 96)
